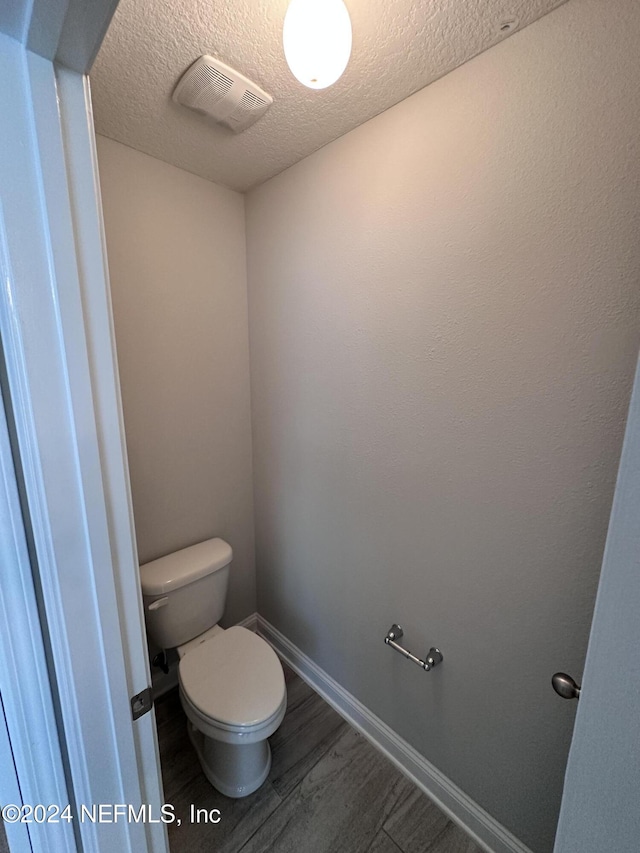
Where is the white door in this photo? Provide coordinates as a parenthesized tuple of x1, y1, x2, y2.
(0, 372, 76, 853)
(553, 350, 640, 852)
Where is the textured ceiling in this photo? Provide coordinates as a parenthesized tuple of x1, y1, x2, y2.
(91, 0, 569, 192)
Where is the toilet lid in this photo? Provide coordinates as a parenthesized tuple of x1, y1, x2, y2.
(179, 626, 285, 728)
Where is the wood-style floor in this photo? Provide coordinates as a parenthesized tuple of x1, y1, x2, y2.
(156, 666, 483, 853)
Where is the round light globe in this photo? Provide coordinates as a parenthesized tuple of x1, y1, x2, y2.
(283, 0, 352, 90)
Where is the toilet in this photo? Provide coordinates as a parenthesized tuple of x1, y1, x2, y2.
(139, 538, 286, 798)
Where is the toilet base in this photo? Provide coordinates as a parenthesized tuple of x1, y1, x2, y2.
(186, 721, 272, 798)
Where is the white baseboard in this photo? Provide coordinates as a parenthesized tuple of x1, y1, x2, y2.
(235, 611, 259, 632)
(257, 615, 534, 853)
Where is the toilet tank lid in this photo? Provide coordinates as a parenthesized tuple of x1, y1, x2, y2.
(140, 538, 232, 596)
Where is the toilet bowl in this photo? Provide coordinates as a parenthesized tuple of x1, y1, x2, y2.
(139, 539, 286, 798)
(178, 625, 286, 797)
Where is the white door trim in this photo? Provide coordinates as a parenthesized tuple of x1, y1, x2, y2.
(55, 64, 169, 853)
(0, 34, 167, 853)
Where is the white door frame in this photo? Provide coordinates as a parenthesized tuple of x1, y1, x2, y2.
(0, 15, 168, 853)
(55, 64, 170, 853)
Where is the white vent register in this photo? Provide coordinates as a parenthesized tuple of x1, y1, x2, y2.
(172, 55, 273, 133)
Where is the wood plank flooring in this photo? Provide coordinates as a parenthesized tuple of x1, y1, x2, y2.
(156, 666, 483, 853)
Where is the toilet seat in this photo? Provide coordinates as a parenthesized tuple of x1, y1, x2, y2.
(180, 685, 287, 742)
(179, 626, 286, 729)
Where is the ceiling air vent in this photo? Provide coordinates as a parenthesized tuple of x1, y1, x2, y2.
(172, 55, 273, 133)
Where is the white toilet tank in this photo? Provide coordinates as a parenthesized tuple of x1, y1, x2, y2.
(140, 538, 232, 649)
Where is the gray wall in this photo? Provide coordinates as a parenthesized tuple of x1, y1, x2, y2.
(97, 136, 256, 625)
(245, 1, 640, 850)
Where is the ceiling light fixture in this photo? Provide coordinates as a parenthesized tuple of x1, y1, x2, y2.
(283, 0, 352, 90)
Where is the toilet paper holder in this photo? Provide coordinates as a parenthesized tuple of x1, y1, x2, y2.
(384, 624, 443, 672)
